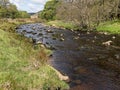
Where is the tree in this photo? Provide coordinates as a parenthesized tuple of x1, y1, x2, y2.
(40, 0, 59, 20)
(18, 11, 30, 18)
(56, 0, 120, 29)
(0, 0, 10, 8)
(0, 0, 20, 18)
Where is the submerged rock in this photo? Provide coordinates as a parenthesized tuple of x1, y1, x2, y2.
(73, 80, 82, 84)
(74, 66, 88, 74)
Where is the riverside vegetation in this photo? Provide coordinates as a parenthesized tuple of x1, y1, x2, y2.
(40, 0, 120, 34)
(0, 20, 69, 90)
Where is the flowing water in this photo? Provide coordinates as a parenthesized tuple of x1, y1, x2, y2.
(16, 23, 120, 90)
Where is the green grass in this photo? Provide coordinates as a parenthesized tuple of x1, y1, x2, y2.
(46, 20, 79, 30)
(0, 22, 69, 90)
(97, 20, 120, 34)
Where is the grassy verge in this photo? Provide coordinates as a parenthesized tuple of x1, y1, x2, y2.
(46, 20, 79, 30)
(97, 20, 120, 34)
(46, 20, 120, 34)
(0, 21, 69, 90)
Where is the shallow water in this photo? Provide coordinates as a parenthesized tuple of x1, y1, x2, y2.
(16, 23, 120, 90)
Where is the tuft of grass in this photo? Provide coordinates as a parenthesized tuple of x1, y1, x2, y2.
(0, 22, 69, 90)
(46, 20, 80, 30)
(97, 20, 120, 34)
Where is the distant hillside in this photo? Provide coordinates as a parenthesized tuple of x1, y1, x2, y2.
(28, 13, 36, 16)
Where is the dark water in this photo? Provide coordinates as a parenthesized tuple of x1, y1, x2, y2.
(16, 23, 120, 90)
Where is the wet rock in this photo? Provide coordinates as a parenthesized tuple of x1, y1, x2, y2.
(27, 31, 33, 33)
(36, 41, 42, 44)
(47, 30, 53, 33)
(94, 36, 97, 39)
(23, 29, 26, 32)
(52, 37, 57, 40)
(50, 66, 70, 82)
(87, 32, 90, 34)
(102, 40, 113, 46)
(92, 40, 95, 43)
(43, 28, 47, 30)
(60, 34, 64, 37)
(32, 32, 37, 35)
(46, 42, 49, 44)
(40, 44, 45, 48)
(32, 27, 36, 30)
(60, 38, 65, 41)
(47, 45, 56, 50)
(114, 54, 120, 60)
(38, 33, 43, 36)
(44, 36, 48, 39)
(49, 54, 53, 57)
(78, 33, 80, 36)
(73, 36, 79, 40)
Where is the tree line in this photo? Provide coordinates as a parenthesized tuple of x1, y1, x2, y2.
(0, 0, 30, 19)
(40, 0, 120, 29)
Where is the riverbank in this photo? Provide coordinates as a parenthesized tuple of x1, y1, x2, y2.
(46, 20, 80, 30)
(46, 20, 120, 34)
(0, 21, 69, 90)
(97, 20, 120, 34)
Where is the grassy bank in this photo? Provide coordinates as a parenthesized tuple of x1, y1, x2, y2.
(97, 20, 120, 34)
(46, 20, 79, 30)
(46, 20, 120, 34)
(0, 22, 69, 90)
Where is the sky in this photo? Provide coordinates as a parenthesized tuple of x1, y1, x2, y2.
(10, 0, 48, 13)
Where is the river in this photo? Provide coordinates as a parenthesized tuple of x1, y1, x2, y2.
(16, 23, 120, 90)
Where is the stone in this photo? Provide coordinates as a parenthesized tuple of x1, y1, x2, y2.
(60, 38, 65, 41)
(32, 27, 36, 30)
(60, 34, 64, 37)
(40, 44, 45, 48)
(74, 36, 79, 40)
(87, 32, 90, 34)
(112, 36, 116, 39)
(102, 40, 113, 46)
(36, 41, 42, 44)
(49, 66, 70, 82)
(47, 30, 53, 33)
(115, 54, 120, 59)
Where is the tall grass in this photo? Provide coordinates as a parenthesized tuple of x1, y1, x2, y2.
(97, 20, 120, 34)
(47, 20, 80, 30)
